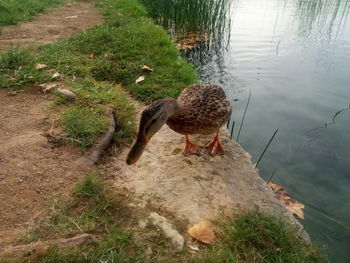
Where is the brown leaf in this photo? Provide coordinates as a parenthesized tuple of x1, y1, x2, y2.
(88, 53, 94, 59)
(135, 75, 145, 84)
(57, 88, 77, 100)
(268, 182, 284, 192)
(269, 181, 305, 219)
(141, 65, 153, 72)
(188, 220, 215, 244)
(51, 72, 60, 79)
(40, 83, 58, 93)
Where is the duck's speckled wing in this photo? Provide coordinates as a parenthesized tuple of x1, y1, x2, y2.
(166, 84, 232, 135)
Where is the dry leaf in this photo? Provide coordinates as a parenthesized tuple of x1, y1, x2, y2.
(188, 220, 215, 244)
(103, 54, 109, 60)
(175, 32, 210, 50)
(141, 65, 153, 72)
(269, 181, 305, 219)
(135, 75, 145, 84)
(187, 242, 200, 251)
(88, 53, 94, 59)
(51, 72, 60, 79)
(57, 88, 76, 100)
(35, 63, 48, 70)
(65, 15, 78, 19)
(268, 182, 284, 192)
(41, 83, 58, 93)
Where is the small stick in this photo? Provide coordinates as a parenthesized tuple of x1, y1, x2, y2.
(49, 117, 55, 136)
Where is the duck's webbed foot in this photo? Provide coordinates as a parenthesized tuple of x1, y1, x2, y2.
(183, 135, 199, 156)
(206, 130, 225, 156)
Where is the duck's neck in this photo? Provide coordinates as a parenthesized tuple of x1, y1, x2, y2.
(162, 98, 182, 119)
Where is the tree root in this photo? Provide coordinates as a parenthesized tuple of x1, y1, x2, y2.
(2, 233, 96, 256)
(75, 109, 116, 166)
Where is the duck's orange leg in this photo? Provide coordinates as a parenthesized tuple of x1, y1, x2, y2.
(183, 135, 199, 156)
(206, 129, 225, 156)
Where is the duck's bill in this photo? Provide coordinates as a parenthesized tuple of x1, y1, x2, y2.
(126, 137, 149, 165)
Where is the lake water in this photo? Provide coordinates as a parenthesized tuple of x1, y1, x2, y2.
(142, 0, 350, 261)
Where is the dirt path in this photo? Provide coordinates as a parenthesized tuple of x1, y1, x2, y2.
(0, 1, 103, 52)
(0, 1, 102, 247)
(0, 87, 86, 247)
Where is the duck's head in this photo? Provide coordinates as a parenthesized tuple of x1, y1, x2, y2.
(126, 98, 180, 165)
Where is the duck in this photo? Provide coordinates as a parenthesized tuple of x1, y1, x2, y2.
(126, 84, 232, 165)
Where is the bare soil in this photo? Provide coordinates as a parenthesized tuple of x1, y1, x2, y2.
(0, 1, 102, 248)
(0, 87, 85, 248)
(0, 1, 103, 52)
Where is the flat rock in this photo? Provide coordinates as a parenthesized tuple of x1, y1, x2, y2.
(106, 102, 309, 241)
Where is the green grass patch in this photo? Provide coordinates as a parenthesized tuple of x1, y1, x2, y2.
(0, 0, 64, 27)
(195, 210, 322, 263)
(6, 174, 322, 263)
(0, 0, 198, 100)
(0, 47, 50, 88)
(61, 106, 107, 151)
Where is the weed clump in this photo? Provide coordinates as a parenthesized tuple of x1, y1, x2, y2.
(194, 210, 322, 263)
(61, 107, 106, 152)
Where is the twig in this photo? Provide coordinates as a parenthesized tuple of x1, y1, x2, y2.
(255, 129, 278, 168)
(49, 117, 55, 136)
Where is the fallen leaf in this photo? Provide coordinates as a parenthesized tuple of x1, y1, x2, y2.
(57, 88, 76, 100)
(268, 182, 284, 192)
(175, 32, 211, 50)
(65, 15, 78, 19)
(188, 220, 215, 244)
(103, 54, 109, 60)
(41, 83, 58, 93)
(187, 242, 200, 251)
(88, 53, 94, 59)
(51, 72, 60, 79)
(141, 65, 153, 72)
(135, 75, 145, 84)
(269, 181, 305, 219)
(35, 63, 48, 70)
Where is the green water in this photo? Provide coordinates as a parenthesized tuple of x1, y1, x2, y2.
(142, 0, 350, 262)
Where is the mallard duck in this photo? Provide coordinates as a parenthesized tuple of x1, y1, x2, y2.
(126, 84, 232, 165)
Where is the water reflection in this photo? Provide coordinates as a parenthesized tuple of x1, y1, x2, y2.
(295, 0, 350, 39)
(142, 0, 233, 68)
(143, 0, 350, 262)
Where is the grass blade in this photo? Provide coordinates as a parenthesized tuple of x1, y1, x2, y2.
(255, 129, 278, 168)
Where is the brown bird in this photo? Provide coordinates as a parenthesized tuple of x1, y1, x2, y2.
(126, 84, 232, 165)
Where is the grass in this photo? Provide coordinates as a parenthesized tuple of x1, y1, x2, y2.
(0, 0, 198, 151)
(193, 211, 322, 263)
(4, 173, 322, 263)
(0, 0, 64, 27)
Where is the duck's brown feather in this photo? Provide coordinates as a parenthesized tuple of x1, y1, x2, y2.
(166, 84, 232, 135)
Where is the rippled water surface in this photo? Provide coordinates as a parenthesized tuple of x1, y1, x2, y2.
(142, 0, 350, 261)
